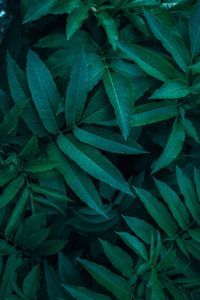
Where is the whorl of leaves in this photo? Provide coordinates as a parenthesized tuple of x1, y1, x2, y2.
(0, 0, 200, 299)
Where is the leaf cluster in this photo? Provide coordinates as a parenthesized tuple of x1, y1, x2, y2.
(1, 0, 200, 299)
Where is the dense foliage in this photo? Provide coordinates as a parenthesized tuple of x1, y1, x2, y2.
(1, 0, 200, 299)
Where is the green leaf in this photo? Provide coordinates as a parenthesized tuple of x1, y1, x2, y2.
(47, 143, 107, 217)
(0, 255, 22, 298)
(154, 178, 190, 230)
(31, 184, 72, 202)
(190, 61, 200, 75)
(123, 216, 155, 244)
(63, 284, 112, 300)
(57, 134, 131, 194)
(150, 80, 189, 99)
(194, 167, 200, 201)
(36, 240, 66, 256)
(117, 41, 182, 82)
(7, 53, 46, 137)
(97, 12, 118, 50)
(77, 258, 131, 300)
(0, 174, 25, 209)
(23, 0, 55, 23)
(99, 239, 133, 278)
(176, 167, 200, 219)
(73, 126, 146, 154)
(189, 0, 200, 59)
(0, 167, 19, 188)
(179, 112, 200, 143)
(19, 136, 39, 159)
(23, 265, 40, 298)
(66, 5, 89, 40)
(134, 187, 178, 237)
(65, 49, 88, 128)
(44, 262, 65, 300)
(82, 89, 114, 125)
(103, 70, 135, 139)
(24, 159, 57, 173)
(26, 49, 60, 134)
(117, 232, 148, 261)
(144, 11, 189, 71)
(151, 119, 185, 173)
(0, 103, 26, 138)
(148, 269, 165, 300)
(5, 187, 29, 236)
(131, 101, 178, 127)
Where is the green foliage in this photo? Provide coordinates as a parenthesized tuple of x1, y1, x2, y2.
(1, 0, 200, 299)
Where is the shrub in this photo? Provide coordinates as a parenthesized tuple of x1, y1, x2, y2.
(0, 0, 200, 299)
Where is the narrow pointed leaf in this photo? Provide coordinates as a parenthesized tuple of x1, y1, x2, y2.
(77, 258, 131, 300)
(151, 119, 185, 173)
(99, 239, 133, 278)
(0, 102, 26, 138)
(97, 12, 118, 50)
(63, 284, 112, 300)
(57, 134, 131, 194)
(66, 5, 89, 40)
(131, 101, 178, 127)
(23, 265, 40, 298)
(150, 80, 189, 99)
(134, 187, 178, 237)
(103, 70, 135, 139)
(7, 53, 46, 137)
(47, 143, 107, 217)
(123, 216, 155, 244)
(176, 167, 200, 218)
(117, 232, 148, 261)
(26, 50, 60, 134)
(5, 187, 29, 236)
(154, 178, 190, 229)
(117, 41, 183, 82)
(73, 126, 146, 154)
(0, 174, 25, 209)
(65, 49, 88, 128)
(145, 11, 189, 71)
(189, 0, 200, 59)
